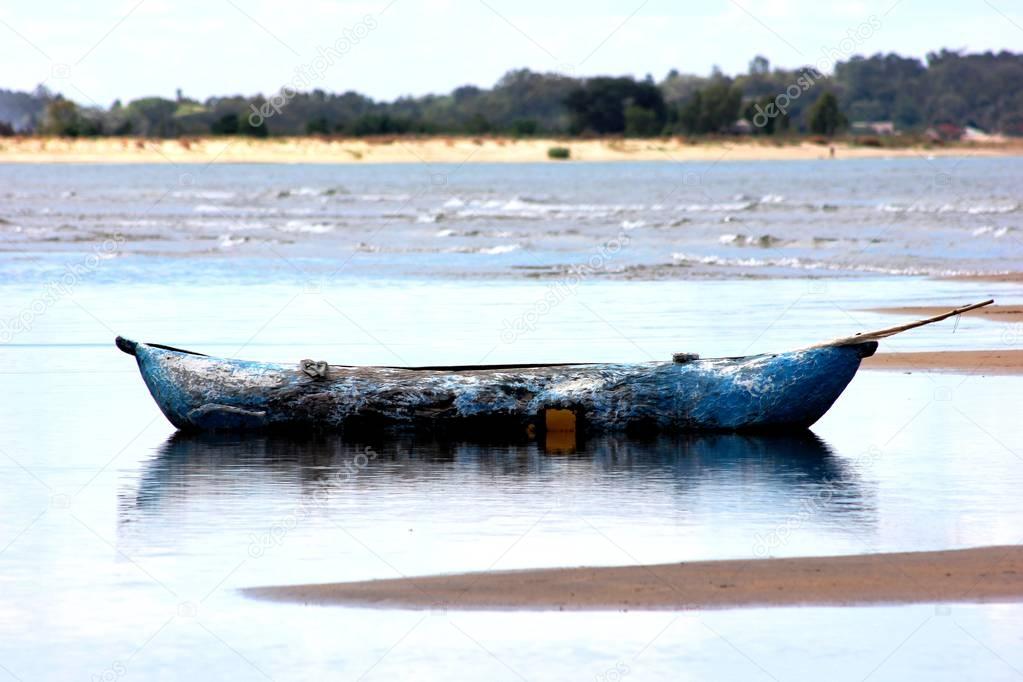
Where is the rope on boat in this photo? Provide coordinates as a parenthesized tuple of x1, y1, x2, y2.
(813, 299, 995, 348)
(300, 359, 329, 379)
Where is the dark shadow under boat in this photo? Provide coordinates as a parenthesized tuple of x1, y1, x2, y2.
(115, 430, 877, 561)
(127, 429, 863, 512)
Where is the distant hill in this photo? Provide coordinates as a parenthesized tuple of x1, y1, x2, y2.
(2, 49, 1021, 138)
(0, 86, 49, 132)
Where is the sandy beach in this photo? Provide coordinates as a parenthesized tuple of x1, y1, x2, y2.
(2, 135, 1022, 164)
(864, 350, 1023, 375)
(857, 303, 1023, 375)
(866, 304, 1023, 324)
(243, 545, 1023, 611)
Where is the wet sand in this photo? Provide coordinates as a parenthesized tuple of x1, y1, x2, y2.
(864, 350, 1023, 375)
(243, 545, 1023, 611)
(860, 304, 1023, 374)
(2, 136, 1022, 164)
(943, 273, 1023, 284)
(866, 304, 1023, 323)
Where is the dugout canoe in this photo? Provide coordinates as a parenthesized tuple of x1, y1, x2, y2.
(116, 301, 992, 435)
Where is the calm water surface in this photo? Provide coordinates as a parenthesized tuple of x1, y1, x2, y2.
(1, 160, 1021, 680)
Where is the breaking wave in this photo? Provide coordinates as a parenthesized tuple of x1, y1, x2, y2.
(879, 201, 1019, 215)
(718, 233, 786, 247)
(670, 252, 943, 276)
(278, 221, 335, 234)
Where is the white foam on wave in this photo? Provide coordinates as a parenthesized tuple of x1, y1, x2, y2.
(671, 252, 941, 276)
(679, 201, 754, 212)
(480, 244, 521, 255)
(218, 234, 247, 248)
(173, 190, 235, 200)
(880, 201, 1018, 215)
(448, 196, 645, 219)
(193, 205, 272, 216)
(114, 219, 162, 227)
(501, 198, 533, 211)
(972, 226, 1013, 238)
(966, 203, 1017, 215)
(718, 233, 784, 247)
(279, 220, 334, 234)
(185, 219, 265, 232)
(276, 186, 348, 199)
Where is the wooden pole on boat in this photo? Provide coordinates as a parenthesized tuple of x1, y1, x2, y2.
(815, 300, 995, 347)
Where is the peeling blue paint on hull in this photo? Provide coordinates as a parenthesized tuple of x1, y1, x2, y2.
(115, 337, 876, 435)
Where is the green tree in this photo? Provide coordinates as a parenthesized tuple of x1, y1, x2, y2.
(125, 97, 179, 136)
(510, 118, 538, 136)
(345, 113, 424, 135)
(464, 113, 492, 134)
(676, 81, 741, 134)
(210, 113, 239, 135)
(892, 95, 922, 129)
(808, 92, 847, 135)
(677, 91, 702, 133)
(749, 55, 770, 75)
(744, 95, 789, 134)
(306, 116, 330, 134)
(624, 103, 662, 136)
(41, 98, 82, 136)
(700, 81, 742, 132)
(565, 77, 665, 134)
(238, 115, 268, 137)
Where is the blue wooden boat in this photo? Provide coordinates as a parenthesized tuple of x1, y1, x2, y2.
(116, 301, 990, 435)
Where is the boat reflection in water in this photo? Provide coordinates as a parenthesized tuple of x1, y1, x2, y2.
(127, 430, 869, 517)
(118, 430, 876, 568)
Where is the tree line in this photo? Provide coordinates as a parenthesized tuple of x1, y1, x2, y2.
(1, 49, 1020, 139)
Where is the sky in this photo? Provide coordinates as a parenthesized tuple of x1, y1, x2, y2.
(2, 0, 1022, 106)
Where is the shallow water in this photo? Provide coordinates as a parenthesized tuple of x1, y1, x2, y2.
(2, 157, 1022, 279)
(1, 161, 1022, 680)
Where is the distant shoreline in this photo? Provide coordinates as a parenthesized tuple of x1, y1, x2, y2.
(242, 544, 1023, 610)
(2, 135, 1021, 164)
